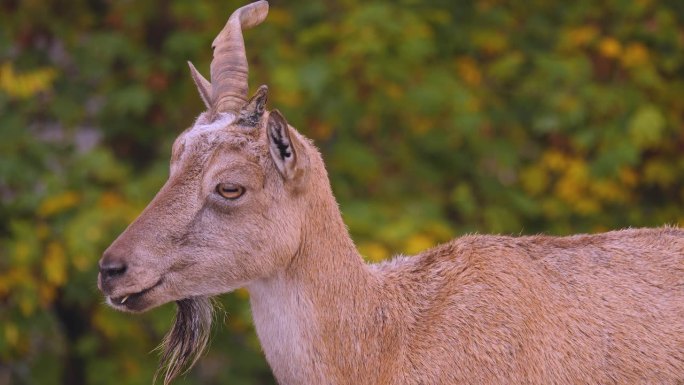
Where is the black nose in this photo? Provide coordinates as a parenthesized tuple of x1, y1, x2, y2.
(99, 258, 127, 280)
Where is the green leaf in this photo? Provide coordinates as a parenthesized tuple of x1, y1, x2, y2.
(628, 105, 666, 148)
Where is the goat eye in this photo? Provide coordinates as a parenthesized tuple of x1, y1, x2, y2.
(216, 183, 245, 200)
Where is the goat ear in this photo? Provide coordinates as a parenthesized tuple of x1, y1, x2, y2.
(236, 85, 268, 129)
(187, 61, 212, 109)
(267, 110, 299, 179)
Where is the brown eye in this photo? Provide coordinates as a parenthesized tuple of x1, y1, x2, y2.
(216, 183, 245, 200)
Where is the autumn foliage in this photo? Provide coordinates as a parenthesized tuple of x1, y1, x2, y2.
(1, 1, 683, 384)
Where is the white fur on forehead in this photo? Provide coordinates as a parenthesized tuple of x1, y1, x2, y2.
(178, 111, 268, 164)
(189, 112, 236, 136)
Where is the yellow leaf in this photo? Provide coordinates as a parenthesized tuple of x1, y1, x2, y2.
(555, 175, 581, 204)
(643, 160, 676, 188)
(122, 357, 141, 376)
(98, 192, 124, 209)
(384, 82, 403, 100)
(92, 308, 118, 338)
(43, 241, 67, 286)
(0, 274, 9, 297)
(456, 56, 482, 87)
(5, 323, 19, 347)
(554, 159, 589, 205)
(85, 226, 102, 243)
(541, 150, 570, 172)
(472, 30, 508, 54)
(12, 242, 32, 263)
(628, 105, 665, 148)
(403, 234, 434, 255)
(358, 241, 389, 262)
(424, 222, 454, 243)
(39, 284, 57, 307)
(574, 198, 600, 215)
(267, 8, 292, 27)
(598, 37, 622, 58)
(621, 43, 649, 68)
(19, 294, 36, 317)
(236, 287, 250, 300)
(36, 223, 50, 240)
(309, 120, 333, 140)
(0, 62, 58, 99)
(72, 254, 91, 272)
(542, 198, 563, 218)
(562, 26, 599, 49)
(590, 180, 628, 203)
(566, 159, 589, 182)
(520, 165, 548, 195)
(409, 116, 434, 134)
(618, 167, 638, 187)
(38, 191, 80, 217)
(229, 316, 249, 333)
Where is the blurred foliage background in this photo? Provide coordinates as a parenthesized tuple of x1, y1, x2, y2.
(2, 0, 684, 384)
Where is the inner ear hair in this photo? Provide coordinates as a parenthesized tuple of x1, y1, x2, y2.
(268, 110, 292, 159)
(267, 109, 299, 179)
(236, 85, 269, 129)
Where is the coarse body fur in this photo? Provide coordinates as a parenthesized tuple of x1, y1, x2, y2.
(98, 2, 684, 384)
(247, 140, 684, 384)
(250, 206, 684, 384)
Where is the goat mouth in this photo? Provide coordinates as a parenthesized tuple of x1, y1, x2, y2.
(110, 279, 163, 312)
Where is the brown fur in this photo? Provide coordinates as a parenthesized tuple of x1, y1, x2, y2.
(98, 2, 684, 384)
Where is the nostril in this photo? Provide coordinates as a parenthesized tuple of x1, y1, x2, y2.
(99, 259, 127, 280)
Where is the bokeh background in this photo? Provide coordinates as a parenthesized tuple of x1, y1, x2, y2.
(2, 0, 684, 384)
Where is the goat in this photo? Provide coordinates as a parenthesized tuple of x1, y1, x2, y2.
(98, 1, 684, 384)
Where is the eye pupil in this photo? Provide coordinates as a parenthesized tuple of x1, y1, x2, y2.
(216, 183, 244, 199)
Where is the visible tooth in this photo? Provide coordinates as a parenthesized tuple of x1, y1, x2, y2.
(120, 296, 129, 304)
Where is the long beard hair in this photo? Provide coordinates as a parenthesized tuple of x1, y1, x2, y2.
(154, 297, 216, 385)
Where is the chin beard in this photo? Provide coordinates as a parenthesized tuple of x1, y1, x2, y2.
(155, 296, 215, 385)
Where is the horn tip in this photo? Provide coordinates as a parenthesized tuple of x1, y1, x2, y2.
(236, 1, 269, 29)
